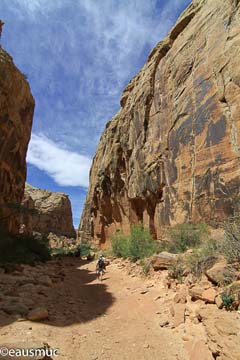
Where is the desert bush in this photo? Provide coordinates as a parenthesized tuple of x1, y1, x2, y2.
(51, 242, 92, 258)
(186, 238, 218, 278)
(221, 292, 235, 311)
(0, 230, 51, 265)
(111, 225, 157, 260)
(128, 225, 157, 260)
(140, 259, 151, 276)
(78, 242, 92, 257)
(167, 223, 209, 253)
(169, 257, 185, 283)
(110, 232, 129, 258)
(219, 215, 240, 263)
(188, 252, 217, 278)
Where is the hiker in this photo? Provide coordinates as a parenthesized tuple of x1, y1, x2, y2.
(0, 20, 4, 41)
(96, 254, 106, 280)
(96, 254, 106, 272)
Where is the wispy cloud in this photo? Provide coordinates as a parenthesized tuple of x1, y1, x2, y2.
(1, 0, 191, 224)
(27, 134, 91, 187)
(3, 0, 191, 157)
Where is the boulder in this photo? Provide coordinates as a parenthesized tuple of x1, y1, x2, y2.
(150, 252, 177, 270)
(201, 288, 217, 304)
(205, 260, 236, 286)
(189, 286, 217, 303)
(214, 295, 223, 309)
(27, 307, 48, 321)
(198, 305, 240, 359)
(189, 286, 205, 301)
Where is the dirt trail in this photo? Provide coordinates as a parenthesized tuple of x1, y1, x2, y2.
(0, 258, 190, 360)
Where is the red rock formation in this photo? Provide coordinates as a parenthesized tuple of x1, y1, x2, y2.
(0, 47, 35, 234)
(23, 183, 76, 238)
(79, 0, 240, 247)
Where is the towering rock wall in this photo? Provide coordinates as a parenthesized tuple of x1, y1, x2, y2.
(23, 183, 76, 238)
(79, 0, 240, 246)
(0, 47, 35, 234)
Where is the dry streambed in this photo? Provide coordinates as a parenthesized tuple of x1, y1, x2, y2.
(0, 257, 239, 360)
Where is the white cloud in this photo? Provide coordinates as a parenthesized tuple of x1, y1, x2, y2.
(9, 0, 191, 158)
(27, 134, 92, 187)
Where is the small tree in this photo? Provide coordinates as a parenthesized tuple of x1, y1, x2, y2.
(128, 225, 156, 261)
(111, 225, 157, 260)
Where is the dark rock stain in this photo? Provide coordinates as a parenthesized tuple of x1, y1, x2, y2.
(206, 115, 227, 147)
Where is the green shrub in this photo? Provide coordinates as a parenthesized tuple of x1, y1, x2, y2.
(78, 242, 92, 257)
(167, 223, 209, 253)
(219, 215, 240, 263)
(128, 225, 157, 260)
(0, 230, 51, 265)
(111, 225, 157, 260)
(110, 232, 130, 258)
(51, 242, 92, 258)
(221, 292, 235, 311)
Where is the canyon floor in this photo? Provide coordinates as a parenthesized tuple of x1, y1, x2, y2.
(0, 258, 239, 360)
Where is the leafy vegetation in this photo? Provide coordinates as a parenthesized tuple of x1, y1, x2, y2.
(51, 241, 92, 258)
(186, 238, 218, 278)
(221, 292, 235, 311)
(0, 230, 51, 265)
(140, 259, 151, 276)
(111, 225, 157, 261)
(167, 223, 209, 253)
(221, 282, 240, 311)
(165, 225, 220, 281)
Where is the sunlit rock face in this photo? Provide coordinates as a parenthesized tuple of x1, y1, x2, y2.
(80, 0, 240, 246)
(0, 47, 34, 234)
(23, 183, 76, 238)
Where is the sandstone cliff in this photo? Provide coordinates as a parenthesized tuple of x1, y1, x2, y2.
(23, 183, 76, 238)
(79, 0, 240, 246)
(0, 46, 35, 234)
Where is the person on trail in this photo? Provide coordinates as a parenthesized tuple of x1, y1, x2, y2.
(96, 254, 106, 273)
(96, 254, 106, 280)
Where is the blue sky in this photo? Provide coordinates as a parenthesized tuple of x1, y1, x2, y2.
(1, 0, 191, 228)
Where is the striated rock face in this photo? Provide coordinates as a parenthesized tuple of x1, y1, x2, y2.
(0, 47, 35, 234)
(23, 183, 76, 238)
(80, 0, 240, 246)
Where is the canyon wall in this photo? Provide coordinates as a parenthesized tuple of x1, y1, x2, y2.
(0, 47, 35, 234)
(23, 183, 76, 238)
(79, 0, 240, 246)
